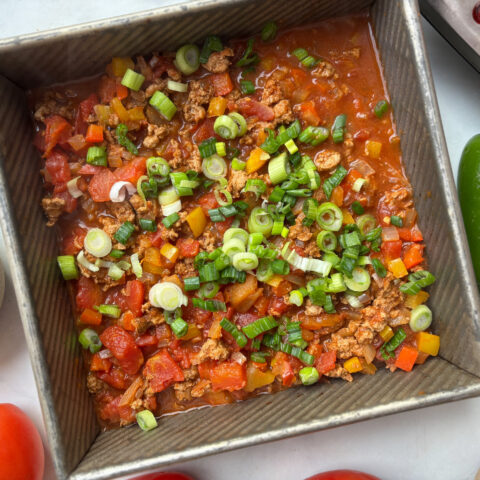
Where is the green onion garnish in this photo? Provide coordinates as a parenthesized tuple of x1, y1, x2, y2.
(236, 38, 259, 67)
(371, 258, 387, 278)
(198, 282, 220, 299)
(170, 317, 189, 338)
(243, 178, 267, 199)
(299, 366, 320, 385)
(261, 20, 278, 42)
(84, 228, 113, 257)
(199, 138, 217, 158)
(351, 201, 365, 215)
(162, 213, 180, 229)
(57, 255, 79, 280)
(78, 328, 102, 353)
(184, 276, 201, 291)
(121, 68, 145, 91)
(400, 270, 436, 295)
(199, 35, 223, 64)
(268, 152, 290, 185)
(86, 146, 107, 166)
(136, 410, 158, 432)
(175, 44, 200, 75)
(374, 99, 389, 118)
(116, 123, 138, 154)
(280, 342, 314, 365)
(232, 252, 259, 271)
(242, 316, 278, 339)
(271, 259, 289, 275)
(409, 305, 433, 332)
(316, 202, 343, 231)
(323, 165, 348, 200)
(214, 115, 239, 140)
(149, 91, 177, 120)
(114, 222, 135, 245)
(240, 80, 255, 95)
(94, 304, 121, 318)
(390, 215, 403, 227)
(199, 262, 220, 283)
(139, 218, 157, 232)
(248, 207, 273, 237)
(384, 328, 406, 353)
(231, 158, 246, 171)
(147, 157, 170, 177)
(331, 113, 347, 143)
(220, 318, 247, 347)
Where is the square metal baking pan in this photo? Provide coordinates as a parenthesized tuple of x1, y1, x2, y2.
(1, 1, 480, 479)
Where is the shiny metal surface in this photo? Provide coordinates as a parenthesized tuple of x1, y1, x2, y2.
(420, 0, 480, 72)
(0, 1, 479, 479)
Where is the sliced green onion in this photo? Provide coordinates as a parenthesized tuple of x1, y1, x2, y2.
(198, 282, 220, 299)
(372, 258, 387, 278)
(199, 138, 217, 158)
(220, 318, 247, 347)
(199, 35, 223, 63)
(149, 91, 177, 121)
(256, 258, 274, 282)
(240, 80, 255, 95)
(323, 166, 348, 200)
(331, 113, 347, 143)
(192, 298, 226, 312)
(232, 252, 259, 271)
(269, 186, 285, 203)
(222, 238, 246, 258)
(219, 204, 237, 217)
(327, 272, 346, 293)
(261, 129, 279, 154)
(86, 146, 107, 166)
(171, 317, 188, 338)
(214, 115, 239, 140)
(344, 267, 371, 292)
(136, 410, 158, 432)
(299, 366, 319, 385)
(228, 112, 248, 136)
(292, 48, 308, 61)
(220, 266, 246, 284)
(84, 228, 112, 258)
(316, 230, 337, 252)
(271, 259, 289, 275)
(208, 208, 226, 222)
(384, 328, 406, 352)
(409, 305, 433, 332)
(167, 79, 188, 92)
(280, 342, 314, 365)
(149, 282, 187, 311)
(199, 262, 220, 283)
(76, 251, 99, 272)
(248, 232, 264, 248)
(95, 304, 121, 318)
(242, 316, 278, 339)
(121, 68, 145, 91)
(374, 99, 389, 118)
(345, 293, 363, 308)
(57, 255, 79, 280)
(248, 207, 273, 237)
(356, 214, 376, 236)
(147, 157, 170, 177)
(116, 123, 138, 154)
(107, 264, 124, 281)
(139, 218, 157, 232)
(299, 126, 329, 146)
(224, 228, 249, 245)
(390, 215, 403, 227)
(400, 270, 436, 295)
(243, 179, 267, 199)
(214, 188, 232, 207)
(66, 176, 83, 199)
(289, 289, 305, 306)
(268, 152, 290, 185)
(352, 178, 367, 192)
(215, 142, 227, 157)
(352, 201, 365, 215)
(114, 221, 135, 245)
(284, 139, 298, 154)
(231, 158, 246, 171)
(236, 38, 259, 67)
(79, 328, 102, 353)
(174, 44, 200, 75)
(202, 154, 228, 180)
(184, 276, 201, 291)
(316, 202, 343, 232)
(261, 20, 277, 42)
(271, 216, 285, 236)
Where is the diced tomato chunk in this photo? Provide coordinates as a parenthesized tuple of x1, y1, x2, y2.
(214, 217, 234, 236)
(176, 238, 200, 258)
(125, 280, 145, 318)
(62, 226, 87, 255)
(99, 394, 136, 424)
(398, 225, 424, 242)
(100, 326, 144, 375)
(45, 150, 71, 185)
(193, 117, 220, 143)
(104, 285, 129, 312)
(237, 98, 274, 121)
(78, 164, 105, 175)
(88, 168, 117, 202)
(150, 230, 164, 248)
(209, 72, 234, 96)
(381, 240, 403, 262)
(90, 353, 112, 372)
(271, 352, 295, 387)
(268, 296, 289, 316)
(182, 299, 212, 325)
(98, 77, 117, 104)
(135, 334, 158, 347)
(75, 93, 99, 135)
(44, 115, 72, 155)
(52, 188, 78, 213)
(114, 157, 146, 184)
(143, 349, 184, 393)
(315, 350, 336, 374)
(210, 361, 247, 392)
(76, 276, 103, 311)
(198, 191, 219, 215)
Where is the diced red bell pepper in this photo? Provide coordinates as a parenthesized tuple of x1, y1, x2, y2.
(80, 308, 102, 326)
(395, 345, 419, 372)
(315, 350, 336, 374)
(403, 243, 424, 270)
(90, 353, 112, 372)
(381, 240, 403, 262)
(210, 361, 247, 392)
(85, 124, 104, 143)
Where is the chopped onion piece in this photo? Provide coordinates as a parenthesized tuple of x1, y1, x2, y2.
(162, 199, 182, 216)
(131, 253, 143, 279)
(281, 243, 332, 277)
(67, 176, 83, 198)
(95, 259, 115, 269)
(381, 226, 399, 242)
(109, 181, 136, 202)
(167, 80, 188, 92)
(350, 158, 375, 176)
(231, 352, 247, 365)
(77, 251, 99, 272)
(98, 349, 113, 359)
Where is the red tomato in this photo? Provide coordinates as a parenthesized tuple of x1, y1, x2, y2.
(62, 227, 87, 255)
(214, 216, 234, 236)
(104, 285, 129, 311)
(128, 474, 194, 480)
(53, 188, 78, 213)
(97, 367, 130, 390)
(44, 115, 72, 155)
(315, 350, 336, 374)
(193, 117, 220, 143)
(306, 470, 381, 480)
(176, 238, 200, 258)
(88, 168, 117, 202)
(210, 361, 247, 392)
(182, 300, 212, 324)
(98, 76, 117, 104)
(78, 164, 105, 175)
(45, 149, 71, 185)
(268, 296, 289, 316)
(198, 191, 219, 215)
(150, 230, 164, 248)
(115, 157, 147, 184)
(76, 276, 103, 310)
(237, 98, 275, 121)
(100, 326, 144, 375)
(75, 93, 99, 135)
(125, 280, 145, 317)
(209, 72, 234, 96)
(380, 240, 402, 262)
(0, 404, 44, 480)
(143, 349, 184, 393)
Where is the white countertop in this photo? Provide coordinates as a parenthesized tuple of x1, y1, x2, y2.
(1, 2, 480, 479)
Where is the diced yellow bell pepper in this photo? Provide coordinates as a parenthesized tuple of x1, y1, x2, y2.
(245, 362, 275, 393)
(405, 290, 429, 309)
(342, 209, 355, 225)
(344, 356, 363, 373)
(143, 261, 164, 275)
(246, 147, 270, 174)
(160, 243, 179, 263)
(128, 106, 146, 122)
(266, 274, 284, 288)
(388, 258, 408, 278)
(186, 207, 207, 238)
(143, 247, 162, 266)
(207, 96, 228, 117)
(111, 57, 135, 77)
(94, 105, 111, 126)
(181, 324, 202, 341)
(416, 332, 440, 356)
(362, 363, 377, 375)
(331, 186, 344, 207)
(208, 318, 222, 339)
(110, 97, 130, 123)
(379, 325, 394, 342)
(365, 140, 382, 159)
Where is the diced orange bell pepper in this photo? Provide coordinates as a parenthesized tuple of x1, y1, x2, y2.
(90, 353, 112, 372)
(342, 209, 355, 225)
(362, 363, 377, 375)
(395, 345, 419, 372)
(127, 106, 146, 122)
(379, 325, 394, 342)
(245, 362, 275, 393)
(181, 324, 202, 341)
(111, 57, 135, 77)
(405, 290, 429, 309)
(116, 83, 129, 100)
(80, 308, 102, 326)
(246, 147, 270, 173)
(388, 258, 408, 278)
(142, 246, 165, 275)
(121, 311, 136, 331)
(331, 186, 344, 207)
(207, 96, 228, 117)
(344, 356, 364, 373)
(160, 243, 179, 264)
(403, 243, 424, 270)
(110, 97, 130, 122)
(365, 140, 382, 159)
(186, 207, 207, 238)
(208, 318, 222, 339)
(85, 124, 104, 144)
(416, 332, 440, 356)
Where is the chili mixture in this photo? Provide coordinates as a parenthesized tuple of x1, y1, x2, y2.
(31, 13, 439, 430)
